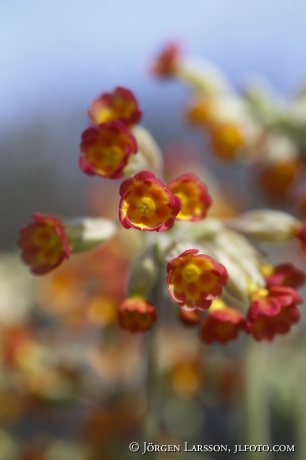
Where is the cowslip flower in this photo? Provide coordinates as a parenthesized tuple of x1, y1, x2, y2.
(119, 170, 181, 231)
(151, 42, 181, 78)
(18, 213, 70, 275)
(79, 120, 137, 179)
(118, 297, 157, 332)
(167, 173, 212, 221)
(208, 122, 245, 162)
(261, 263, 306, 289)
(88, 87, 142, 127)
(167, 249, 228, 311)
(246, 286, 302, 341)
(256, 159, 300, 200)
(178, 309, 201, 326)
(200, 299, 245, 344)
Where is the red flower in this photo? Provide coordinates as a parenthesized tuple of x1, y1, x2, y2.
(118, 297, 157, 333)
(151, 42, 181, 78)
(200, 300, 245, 344)
(167, 173, 212, 221)
(178, 309, 201, 327)
(263, 263, 306, 289)
(294, 222, 306, 258)
(79, 120, 137, 179)
(119, 170, 181, 232)
(257, 159, 301, 201)
(18, 213, 70, 275)
(167, 249, 228, 312)
(246, 286, 302, 341)
(88, 87, 142, 127)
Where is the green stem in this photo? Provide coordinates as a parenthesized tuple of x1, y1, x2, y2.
(296, 334, 306, 460)
(143, 331, 159, 444)
(242, 339, 272, 459)
(142, 263, 164, 456)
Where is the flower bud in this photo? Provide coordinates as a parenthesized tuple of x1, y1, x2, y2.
(65, 218, 117, 252)
(128, 252, 157, 297)
(125, 126, 163, 177)
(226, 210, 298, 242)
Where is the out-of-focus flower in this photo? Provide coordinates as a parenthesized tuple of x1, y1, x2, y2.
(166, 249, 228, 311)
(291, 183, 306, 219)
(292, 221, 306, 257)
(185, 95, 215, 126)
(261, 263, 306, 289)
(178, 309, 201, 326)
(118, 297, 157, 332)
(208, 122, 245, 162)
(79, 120, 137, 179)
(246, 285, 302, 341)
(88, 87, 142, 127)
(169, 359, 203, 396)
(119, 170, 181, 231)
(18, 213, 70, 275)
(36, 240, 128, 323)
(256, 159, 301, 200)
(167, 173, 212, 221)
(200, 299, 245, 344)
(151, 42, 181, 78)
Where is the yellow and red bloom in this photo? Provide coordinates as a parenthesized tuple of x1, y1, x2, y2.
(208, 122, 245, 162)
(79, 120, 137, 179)
(18, 213, 70, 275)
(151, 42, 181, 78)
(261, 263, 306, 289)
(246, 286, 302, 341)
(88, 87, 142, 127)
(118, 297, 157, 333)
(200, 300, 245, 344)
(119, 170, 181, 231)
(167, 173, 212, 221)
(167, 249, 228, 311)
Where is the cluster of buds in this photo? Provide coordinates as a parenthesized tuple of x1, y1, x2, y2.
(151, 42, 306, 209)
(18, 78, 305, 344)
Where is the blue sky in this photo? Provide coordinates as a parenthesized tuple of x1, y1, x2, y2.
(1, 0, 306, 129)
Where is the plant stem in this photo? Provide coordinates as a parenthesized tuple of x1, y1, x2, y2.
(296, 334, 306, 460)
(242, 339, 271, 459)
(142, 264, 164, 457)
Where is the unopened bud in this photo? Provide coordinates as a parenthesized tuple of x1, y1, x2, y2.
(124, 126, 163, 177)
(128, 252, 158, 297)
(226, 210, 298, 242)
(65, 218, 117, 252)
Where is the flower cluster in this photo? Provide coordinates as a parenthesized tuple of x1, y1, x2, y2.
(153, 42, 306, 211)
(18, 49, 305, 345)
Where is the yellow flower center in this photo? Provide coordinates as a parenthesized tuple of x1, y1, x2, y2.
(260, 264, 274, 277)
(104, 146, 123, 164)
(136, 197, 156, 216)
(250, 288, 269, 302)
(182, 263, 201, 282)
(175, 192, 188, 207)
(208, 298, 226, 313)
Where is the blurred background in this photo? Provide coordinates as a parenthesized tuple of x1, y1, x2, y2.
(2, 0, 306, 248)
(1, 1, 306, 459)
